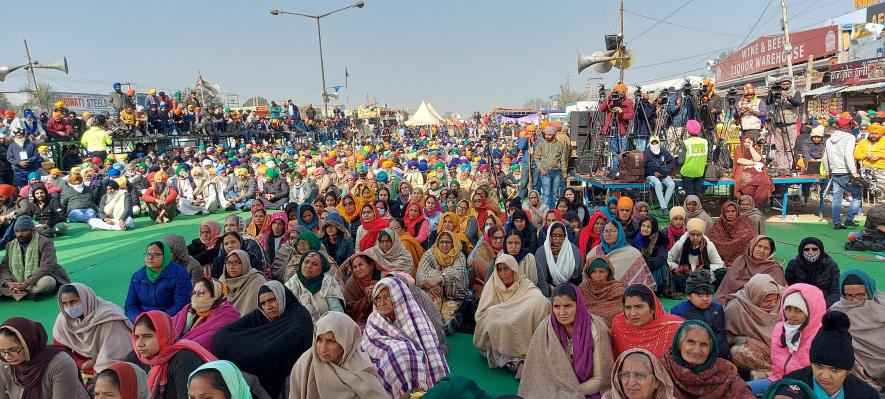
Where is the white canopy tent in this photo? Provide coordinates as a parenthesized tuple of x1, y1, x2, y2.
(405, 101, 445, 126)
(425, 102, 445, 121)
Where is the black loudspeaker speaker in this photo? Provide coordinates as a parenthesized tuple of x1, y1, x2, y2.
(569, 111, 592, 141)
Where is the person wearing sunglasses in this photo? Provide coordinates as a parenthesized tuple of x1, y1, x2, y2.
(124, 241, 192, 323)
(785, 237, 842, 307)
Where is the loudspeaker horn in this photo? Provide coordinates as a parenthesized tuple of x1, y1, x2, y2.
(0, 64, 26, 82)
(578, 50, 616, 74)
(35, 57, 68, 74)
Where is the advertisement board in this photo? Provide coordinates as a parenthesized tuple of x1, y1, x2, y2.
(715, 26, 839, 82)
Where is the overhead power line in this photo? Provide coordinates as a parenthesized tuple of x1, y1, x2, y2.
(624, 10, 744, 38)
(627, 0, 695, 44)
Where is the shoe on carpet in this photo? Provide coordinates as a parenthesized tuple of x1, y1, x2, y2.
(834, 224, 847, 230)
(843, 219, 858, 227)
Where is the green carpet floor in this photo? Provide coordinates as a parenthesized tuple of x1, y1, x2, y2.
(0, 212, 881, 397)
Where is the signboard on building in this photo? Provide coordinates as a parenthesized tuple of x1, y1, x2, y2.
(829, 57, 885, 85)
(868, 2, 885, 22)
(50, 92, 114, 114)
(715, 26, 839, 83)
(858, 0, 881, 10)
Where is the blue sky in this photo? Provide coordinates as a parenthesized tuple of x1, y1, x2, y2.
(0, 0, 856, 115)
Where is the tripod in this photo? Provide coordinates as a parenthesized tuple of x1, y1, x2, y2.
(767, 96, 797, 175)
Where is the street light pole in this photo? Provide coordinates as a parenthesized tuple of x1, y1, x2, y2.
(270, 2, 365, 118)
(315, 17, 329, 117)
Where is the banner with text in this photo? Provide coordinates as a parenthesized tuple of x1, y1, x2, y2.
(715, 26, 839, 83)
(829, 58, 885, 85)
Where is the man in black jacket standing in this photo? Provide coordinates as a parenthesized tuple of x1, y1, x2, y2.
(643, 135, 676, 214)
(633, 90, 657, 151)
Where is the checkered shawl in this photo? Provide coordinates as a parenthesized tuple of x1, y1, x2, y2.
(361, 276, 449, 397)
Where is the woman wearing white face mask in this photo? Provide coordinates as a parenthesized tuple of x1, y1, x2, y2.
(52, 283, 133, 374)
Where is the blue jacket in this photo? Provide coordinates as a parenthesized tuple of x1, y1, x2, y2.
(124, 262, 192, 322)
(667, 92, 695, 127)
(632, 98, 657, 137)
(643, 147, 676, 177)
(670, 300, 729, 358)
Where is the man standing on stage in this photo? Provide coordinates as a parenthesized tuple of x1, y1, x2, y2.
(535, 125, 568, 209)
(767, 76, 802, 171)
(517, 126, 539, 199)
(679, 120, 708, 198)
(738, 83, 767, 142)
(667, 81, 695, 152)
(633, 90, 656, 151)
(599, 83, 634, 176)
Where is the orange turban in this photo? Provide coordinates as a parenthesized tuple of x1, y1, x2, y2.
(617, 196, 634, 210)
(613, 83, 628, 93)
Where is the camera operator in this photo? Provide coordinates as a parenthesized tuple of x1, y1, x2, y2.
(854, 123, 885, 202)
(599, 83, 634, 174)
(766, 76, 802, 170)
(738, 83, 767, 142)
(696, 78, 722, 139)
(667, 81, 696, 151)
(827, 113, 862, 230)
(632, 88, 656, 151)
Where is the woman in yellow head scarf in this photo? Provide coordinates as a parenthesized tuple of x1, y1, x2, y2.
(455, 199, 479, 246)
(437, 212, 473, 256)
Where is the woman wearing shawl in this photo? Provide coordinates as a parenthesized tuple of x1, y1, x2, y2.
(682, 196, 712, 234)
(176, 166, 219, 216)
(664, 207, 686, 251)
(437, 212, 474, 256)
(337, 194, 363, 238)
(268, 226, 306, 282)
(484, 230, 540, 286)
(321, 213, 355, 267)
(170, 277, 240, 352)
(340, 253, 448, 345)
(785, 237, 842, 307)
(610, 284, 684, 358)
(361, 277, 449, 398)
(724, 274, 783, 376)
(390, 181, 411, 219)
(586, 221, 655, 290)
(631, 201, 650, 225)
(245, 203, 270, 238)
(468, 225, 505, 298)
(388, 219, 426, 275)
(507, 209, 538, 254)
(423, 195, 443, 243)
(219, 249, 267, 316)
(715, 235, 786, 305)
(455, 199, 479, 245)
(0, 317, 88, 398)
(124, 241, 192, 323)
(523, 190, 549, 229)
(188, 220, 222, 269)
(475, 256, 553, 376)
(284, 251, 345, 322)
(707, 201, 757, 267)
(417, 231, 468, 323)
(536, 221, 582, 297)
(366, 227, 417, 275)
(747, 283, 826, 394)
(403, 201, 430, 245)
(163, 234, 205, 286)
(666, 218, 725, 296)
(356, 204, 389, 252)
(579, 257, 628, 325)
(471, 191, 497, 231)
(738, 195, 765, 234)
(520, 283, 613, 399)
(578, 211, 608, 259)
(212, 281, 313, 399)
(633, 217, 669, 290)
(296, 203, 320, 234)
(52, 283, 132, 374)
(597, 196, 618, 220)
(188, 360, 261, 399)
(734, 133, 774, 206)
(141, 171, 178, 224)
(289, 312, 388, 399)
(260, 212, 289, 264)
(661, 320, 753, 399)
(601, 348, 676, 399)
(130, 310, 216, 399)
(211, 231, 266, 279)
(94, 361, 150, 399)
(830, 269, 885, 387)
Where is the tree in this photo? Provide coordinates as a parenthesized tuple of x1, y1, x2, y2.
(0, 94, 12, 112)
(552, 82, 585, 107)
(19, 82, 55, 113)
